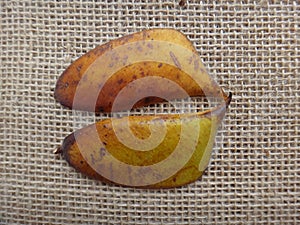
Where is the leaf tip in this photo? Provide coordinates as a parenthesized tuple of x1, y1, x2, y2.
(226, 92, 232, 107)
(53, 147, 62, 154)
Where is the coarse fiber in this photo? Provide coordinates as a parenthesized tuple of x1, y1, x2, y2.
(0, 1, 299, 224)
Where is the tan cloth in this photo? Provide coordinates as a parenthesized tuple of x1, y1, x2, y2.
(1, 1, 299, 224)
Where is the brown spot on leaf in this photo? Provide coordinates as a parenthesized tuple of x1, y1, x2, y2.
(144, 97, 151, 104)
(97, 106, 104, 112)
(169, 51, 181, 69)
(90, 154, 96, 164)
(200, 68, 206, 74)
(82, 74, 89, 82)
(137, 46, 143, 52)
(158, 63, 163, 68)
(76, 65, 82, 72)
(194, 60, 199, 71)
(99, 147, 106, 160)
(118, 79, 124, 84)
(147, 43, 153, 49)
(109, 162, 113, 180)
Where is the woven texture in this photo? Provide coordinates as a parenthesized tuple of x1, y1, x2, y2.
(1, 0, 299, 224)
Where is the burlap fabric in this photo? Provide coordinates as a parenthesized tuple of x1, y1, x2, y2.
(1, 1, 299, 224)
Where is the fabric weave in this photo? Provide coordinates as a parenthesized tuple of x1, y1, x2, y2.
(1, 1, 299, 224)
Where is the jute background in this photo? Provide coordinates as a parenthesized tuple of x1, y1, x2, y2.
(1, 1, 299, 224)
